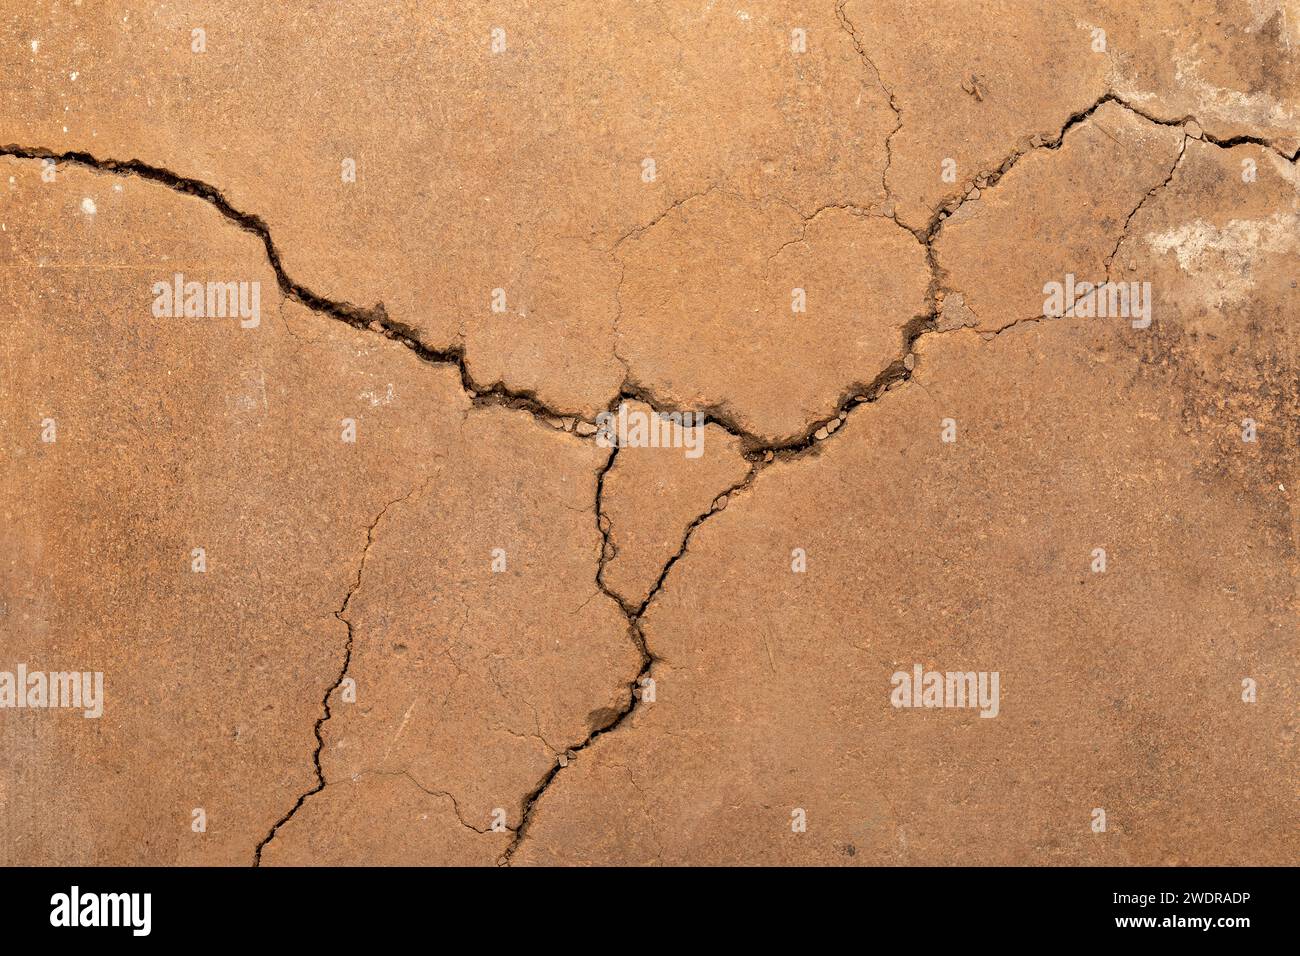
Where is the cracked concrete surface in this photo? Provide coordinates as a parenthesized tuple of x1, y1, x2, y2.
(936, 100, 1188, 329)
(1, 2, 1296, 866)
(598, 401, 752, 611)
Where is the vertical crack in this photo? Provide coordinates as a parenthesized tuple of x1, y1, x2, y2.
(835, 0, 903, 201)
(499, 447, 761, 864)
(1105, 133, 1190, 276)
(252, 485, 420, 865)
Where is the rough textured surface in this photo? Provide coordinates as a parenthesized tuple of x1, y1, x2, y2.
(1, 2, 1296, 867)
(0, 161, 631, 865)
(264, 405, 637, 865)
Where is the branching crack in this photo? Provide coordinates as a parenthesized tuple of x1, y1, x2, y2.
(921, 91, 1296, 245)
(3, 82, 1287, 866)
(923, 91, 1294, 332)
(494, 88, 1289, 859)
(499, 448, 761, 864)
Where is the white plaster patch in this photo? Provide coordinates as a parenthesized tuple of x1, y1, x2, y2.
(1171, 51, 1297, 131)
(1145, 211, 1300, 306)
(359, 383, 397, 407)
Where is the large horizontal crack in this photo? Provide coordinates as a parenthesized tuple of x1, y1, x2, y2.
(0, 144, 930, 455)
(3, 86, 1289, 451)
